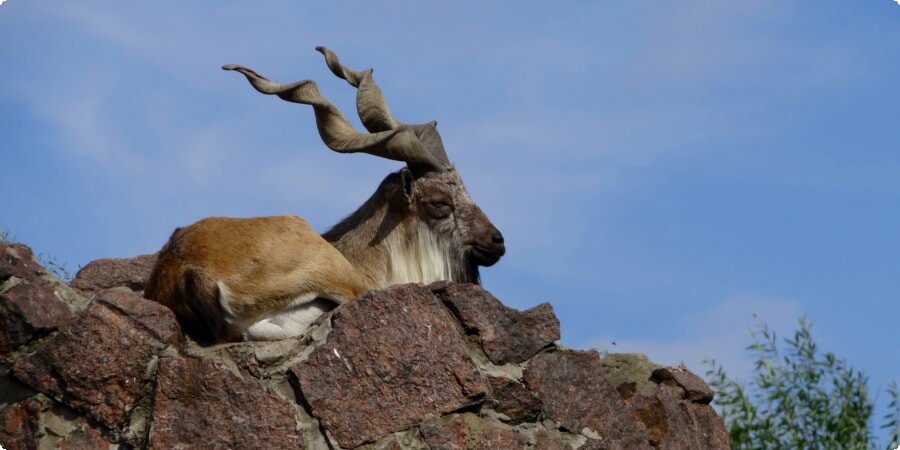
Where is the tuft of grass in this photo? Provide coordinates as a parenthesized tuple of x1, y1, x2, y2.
(38, 253, 75, 284)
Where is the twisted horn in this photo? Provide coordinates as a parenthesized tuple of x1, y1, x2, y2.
(223, 64, 442, 170)
(316, 47, 451, 167)
(317, 46, 399, 133)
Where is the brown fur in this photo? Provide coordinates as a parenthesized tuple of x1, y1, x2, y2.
(144, 216, 371, 342)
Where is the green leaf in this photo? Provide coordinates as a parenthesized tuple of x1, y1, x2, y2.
(703, 316, 896, 450)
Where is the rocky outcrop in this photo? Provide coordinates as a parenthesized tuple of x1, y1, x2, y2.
(1, 244, 87, 360)
(0, 242, 730, 449)
(70, 253, 158, 299)
(290, 285, 488, 448)
(431, 282, 560, 366)
(150, 355, 306, 449)
(9, 291, 182, 435)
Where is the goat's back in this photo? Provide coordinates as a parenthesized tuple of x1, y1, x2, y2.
(144, 215, 371, 341)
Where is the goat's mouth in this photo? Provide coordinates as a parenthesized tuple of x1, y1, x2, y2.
(469, 243, 505, 267)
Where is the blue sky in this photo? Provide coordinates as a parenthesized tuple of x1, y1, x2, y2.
(2, 0, 899, 432)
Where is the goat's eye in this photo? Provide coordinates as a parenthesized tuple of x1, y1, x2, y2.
(427, 200, 453, 218)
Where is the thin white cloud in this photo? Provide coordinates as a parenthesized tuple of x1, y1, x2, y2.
(620, 1, 869, 92)
(6, 71, 148, 171)
(31, 1, 318, 91)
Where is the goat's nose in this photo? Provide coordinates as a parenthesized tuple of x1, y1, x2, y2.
(492, 232, 504, 245)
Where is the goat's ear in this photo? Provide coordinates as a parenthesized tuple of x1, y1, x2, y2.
(400, 168, 415, 203)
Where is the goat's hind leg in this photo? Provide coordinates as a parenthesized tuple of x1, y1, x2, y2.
(181, 266, 228, 343)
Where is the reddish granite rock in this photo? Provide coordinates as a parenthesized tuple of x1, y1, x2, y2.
(71, 253, 158, 298)
(0, 395, 114, 450)
(532, 429, 576, 450)
(0, 243, 48, 284)
(487, 375, 542, 425)
(148, 356, 304, 449)
(690, 403, 731, 450)
(0, 397, 43, 450)
(523, 350, 652, 449)
(0, 242, 85, 359)
(652, 366, 715, 404)
(627, 383, 729, 449)
(430, 282, 559, 365)
(290, 284, 487, 449)
(1, 281, 75, 358)
(419, 413, 529, 450)
(601, 354, 729, 449)
(628, 384, 695, 448)
(357, 437, 407, 450)
(9, 291, 182, 428)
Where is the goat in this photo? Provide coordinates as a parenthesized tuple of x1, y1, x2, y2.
(144, 47, 505, 343)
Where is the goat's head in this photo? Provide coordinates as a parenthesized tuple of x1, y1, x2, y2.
(406, 168, 504, 268)
(224, 47, 504, 284)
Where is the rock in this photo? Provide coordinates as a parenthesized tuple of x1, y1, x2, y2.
(419, 413, 530, 450)
(290, 284, 487, 449)
(431, 282, 559, 365)
(355, 431, 426, 450)
(626, 383, 729, 449)
(1, 281, 75, 359)
(0, 243, 48, 284)
(0, 397, 43, 450)
(690, 403, 732, 450)
(148, 356, 305, 449)
(220, 338, 304, 380)
(358, 438, 407, 450)
(532, 429, 580, 450)
(58, 426, 113, 450)
(523, 349, 652, 449)
(0, 243, 90, 360)
(0, 243, 90, 316)
(71, 253, 158, 298)
(600, 353, 660, 398)
(9, 291, 182, 428)
(0, 373, 36, 412)
(602, 354, 728, 449)
(486, 375, 542, 425)
(0, 395, 114, 450)
(652, 366, 715, 404)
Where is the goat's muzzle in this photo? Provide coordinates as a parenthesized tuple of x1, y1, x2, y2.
(470, 229, 505, 267)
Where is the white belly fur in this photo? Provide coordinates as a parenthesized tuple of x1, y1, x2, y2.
(243, 298, 334, 341)
(217, 283, 338, 341)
